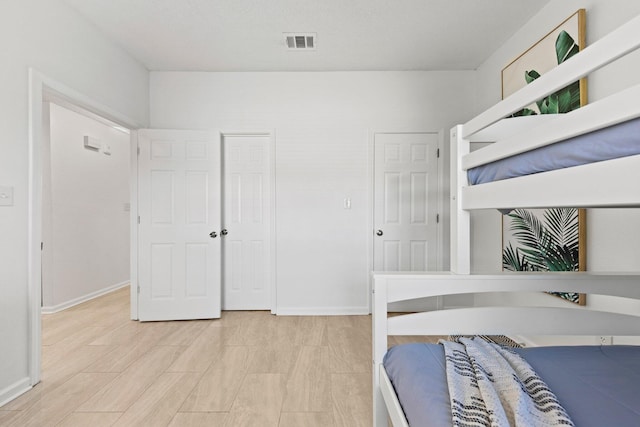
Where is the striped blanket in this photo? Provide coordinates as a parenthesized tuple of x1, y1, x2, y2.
(441, 337, 574, 427)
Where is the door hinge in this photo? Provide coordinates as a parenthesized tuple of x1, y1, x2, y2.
(41, 242, 44, 250)
(138, 215, 141, 224)
(137, 285, 140, 294)
(436, 148, 440, 158)
(137, 146, 140, 156)
(436, 213, 440, 223)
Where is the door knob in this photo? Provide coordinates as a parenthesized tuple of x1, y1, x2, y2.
(221, 229, 228, 236)
(376, 230, 383, 236)
(209, 231, 218, 238)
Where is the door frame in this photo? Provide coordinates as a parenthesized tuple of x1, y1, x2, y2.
(27, 69, 140, 385)
(367, 130, 445, 312)
(220, 130, 277, 313)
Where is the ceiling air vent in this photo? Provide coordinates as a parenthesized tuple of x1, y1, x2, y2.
(284, 33, 316, 50)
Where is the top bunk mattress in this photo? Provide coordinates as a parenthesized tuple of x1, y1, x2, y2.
(467, 117, 640, 185)
(383, 343, 640, 427)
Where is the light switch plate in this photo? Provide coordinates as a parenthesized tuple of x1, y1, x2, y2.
(0, 186, 14, 206)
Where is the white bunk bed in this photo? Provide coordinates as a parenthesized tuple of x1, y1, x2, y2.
(373, 12, 640, 427)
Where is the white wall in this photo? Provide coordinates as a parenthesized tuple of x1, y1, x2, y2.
(0, 0, 148, 405)
(41, 103, 130, 312)
(472, 0, 640, 344)
(150, 71, 477, 313)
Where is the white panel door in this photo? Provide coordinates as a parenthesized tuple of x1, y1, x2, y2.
(138, 130, 221, 321)
(222, 134, 271, 310)
(374, 133, 439, 271)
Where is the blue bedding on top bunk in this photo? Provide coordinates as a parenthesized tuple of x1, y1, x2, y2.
(467, 117, 640, 185)
(383, 343, 640, 427)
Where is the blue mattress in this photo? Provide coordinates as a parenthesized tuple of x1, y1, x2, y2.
(467, 117, 640, 185)
(383, 343, 640, 427)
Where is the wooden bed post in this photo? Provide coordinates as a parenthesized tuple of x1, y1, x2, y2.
(450, 125, 470, 274)
(372, 275, 390, 427)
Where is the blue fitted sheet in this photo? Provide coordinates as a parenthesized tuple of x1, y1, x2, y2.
(467, 117, 640, 185)
(383, 343, 640, 427)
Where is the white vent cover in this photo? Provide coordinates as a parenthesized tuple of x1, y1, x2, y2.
(284, 33, 316, 50)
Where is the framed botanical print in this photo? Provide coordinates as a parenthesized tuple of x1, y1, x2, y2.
(501, 10, 587, 306)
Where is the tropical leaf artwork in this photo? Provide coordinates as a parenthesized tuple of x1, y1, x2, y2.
(502, 208, 581, 304)
(511, 30, 582, 117)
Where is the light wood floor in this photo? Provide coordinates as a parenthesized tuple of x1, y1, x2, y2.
(0, 287, 440, 427)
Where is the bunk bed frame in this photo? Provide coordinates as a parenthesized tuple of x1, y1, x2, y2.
(373, 12, 640, 427)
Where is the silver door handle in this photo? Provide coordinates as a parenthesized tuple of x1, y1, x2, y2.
(376, 230, 383, 236)
(209, 231, 218, 238)
(221, 229, 228, 236)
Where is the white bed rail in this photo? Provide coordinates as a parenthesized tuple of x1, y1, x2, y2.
(463, 84, 640, 169)
(462, 154, 640, 210)
(463, 13, 640, 139)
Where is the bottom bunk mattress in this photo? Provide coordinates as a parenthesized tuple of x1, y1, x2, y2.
(383, 343, 640, 427)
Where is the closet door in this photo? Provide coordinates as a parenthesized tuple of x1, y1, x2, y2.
(374, 133, 439, 271)
(221, 133, 272, 310)
(137, 130, 221, 321)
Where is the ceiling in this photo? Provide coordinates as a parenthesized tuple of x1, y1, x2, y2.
(63, 0, 551, 72)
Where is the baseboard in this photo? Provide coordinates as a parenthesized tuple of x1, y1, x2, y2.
(42, 281, 130, 314)
(0, 377, 31, 408)
(276, 306, 370, 316)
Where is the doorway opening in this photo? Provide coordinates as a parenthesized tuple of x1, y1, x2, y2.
(28, 69, 139, 385)
(41, 101, 131, 314)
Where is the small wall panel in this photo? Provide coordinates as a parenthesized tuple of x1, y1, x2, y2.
(384, 173, 401, 224)
(411, 144, 427, 162)
(185, 171, 208, 224)
(151, 140, 172, 159)
(151, 171, 174, 224)
(230, 174, 242, 224)
(186, 141, 207, 160)
(410, 172, 428, 224)
(385, 144, 400, 162)
(251, 173, 264, 224)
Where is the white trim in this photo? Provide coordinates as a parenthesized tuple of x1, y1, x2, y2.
(270, 130, 277, 314)
(130, 131, 139, 320)
(0, 378, 31, 408)
(436, 129, 445, 272)
(219, 130, 277, 313)
(28, 68, 140, 387)
(366, 129, 375, 314)
(41, 281, 129, 314)
(276, 306, 369, 316)
(27, 69, 44, 388)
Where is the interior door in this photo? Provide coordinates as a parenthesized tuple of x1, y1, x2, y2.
(374, 133, 439, 271)
(222, 134, 271, 310)
(137, 129, 221, 321)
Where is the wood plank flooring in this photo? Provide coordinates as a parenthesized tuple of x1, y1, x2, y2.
(0, 287, 440, 426)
